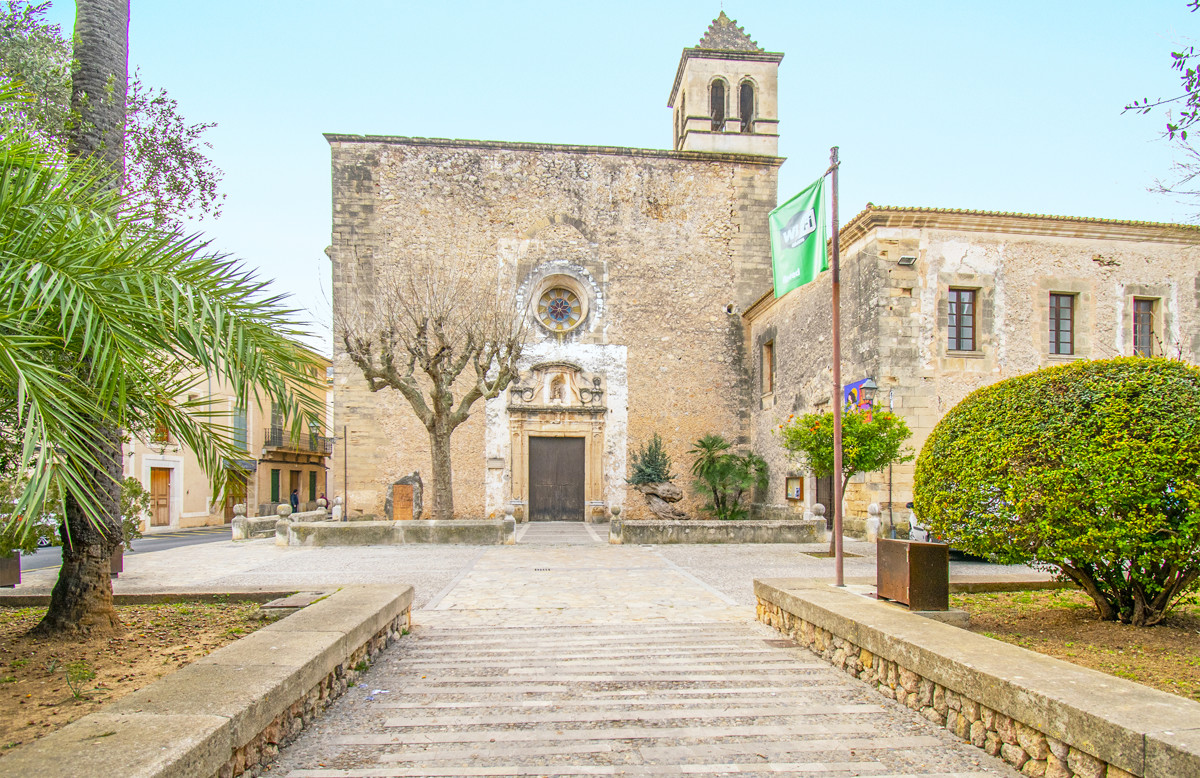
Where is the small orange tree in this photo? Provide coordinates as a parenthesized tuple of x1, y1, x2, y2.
(778, 409, 914, 503)
(914, 357, 1200, 626)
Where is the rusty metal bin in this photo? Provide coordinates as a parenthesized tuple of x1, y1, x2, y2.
(876, 538, 949, 611)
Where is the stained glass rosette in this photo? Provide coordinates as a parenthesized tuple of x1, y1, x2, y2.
(536, 288, 582, 332)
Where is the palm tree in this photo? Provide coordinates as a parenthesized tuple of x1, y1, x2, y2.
(0, 102, 323, 635)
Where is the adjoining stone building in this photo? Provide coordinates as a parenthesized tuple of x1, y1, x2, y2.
(745, 206, 1200, 534)
(328, 12, 1200, 528)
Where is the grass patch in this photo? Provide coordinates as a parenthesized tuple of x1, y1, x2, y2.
(0, 600, 265, 752)
(953, 589, 1200, 702)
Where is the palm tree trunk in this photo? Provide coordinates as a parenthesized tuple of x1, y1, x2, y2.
(35, 0, 130, 636)
(69, 0, 129, 181)
(33, 426, 124, 636)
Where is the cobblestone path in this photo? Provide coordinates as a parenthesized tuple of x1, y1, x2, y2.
(270, 528, 1015, 778)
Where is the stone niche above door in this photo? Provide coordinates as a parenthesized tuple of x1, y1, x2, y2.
(507, 361, 607, 522)
(508, 360, 605, 410)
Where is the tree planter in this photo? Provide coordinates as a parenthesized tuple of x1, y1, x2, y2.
(0, 552, 19, 588)
(110, 548, 123, 579)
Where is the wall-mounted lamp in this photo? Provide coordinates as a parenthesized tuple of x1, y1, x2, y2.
(860, 378, 879, 406)
(897, 255, 917, 266)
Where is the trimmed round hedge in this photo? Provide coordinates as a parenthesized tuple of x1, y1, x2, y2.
(914, 357, 1200, 626)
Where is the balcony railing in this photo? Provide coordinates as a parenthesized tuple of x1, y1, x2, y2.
(262, 427, 333, 456)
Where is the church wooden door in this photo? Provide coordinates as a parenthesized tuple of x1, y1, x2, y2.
(528, 437, 585, 522)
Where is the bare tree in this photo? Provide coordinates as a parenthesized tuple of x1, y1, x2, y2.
(340, 254, 527, 520)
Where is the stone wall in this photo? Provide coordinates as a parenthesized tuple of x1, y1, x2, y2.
(756, 580, 1200, 778)
(329, 135, 780, 518)
(0, 586, 414, 778)
(743, 235, 883, 534)
(747, 207, 1200, 535)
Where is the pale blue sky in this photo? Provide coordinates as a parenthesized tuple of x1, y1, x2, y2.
(45, 2, 1197, 353)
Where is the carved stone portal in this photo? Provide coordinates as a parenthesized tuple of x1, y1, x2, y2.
(507, 362, 607, 522)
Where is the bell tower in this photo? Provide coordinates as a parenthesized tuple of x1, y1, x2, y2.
(668, 12, 783, 155)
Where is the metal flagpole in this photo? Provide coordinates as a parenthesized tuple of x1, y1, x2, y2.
(828, 146, 844, 587)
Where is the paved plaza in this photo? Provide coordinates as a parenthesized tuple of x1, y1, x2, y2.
(7, 524, 1038, 776)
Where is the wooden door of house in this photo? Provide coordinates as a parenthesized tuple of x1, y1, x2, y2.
(223, 473, 247, 523)
(150, 467, 171, 527)
(289, 470, 301, 507)
(528, 437, 585, 522)
(816, 475, 834, 529)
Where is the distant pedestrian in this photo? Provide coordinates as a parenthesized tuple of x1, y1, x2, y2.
(290, 488, 299, 512)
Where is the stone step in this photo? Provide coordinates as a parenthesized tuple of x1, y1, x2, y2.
(396, 660, 820, 673)
(381, 703, 882, 727)
(370, 736, 946, 764)
(367, 672, 829, 683)
(332, 722, 877, 746)
(387, 684, 849, 696)
(377, 693, 855, 709)
(398, 646, 782, 658)
(287, 765, 1000, 777)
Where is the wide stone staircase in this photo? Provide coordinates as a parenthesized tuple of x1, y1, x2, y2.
(273, 545, 1009, 777)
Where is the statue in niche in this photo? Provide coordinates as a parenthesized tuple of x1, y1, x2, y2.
(550, 375, 566, 402)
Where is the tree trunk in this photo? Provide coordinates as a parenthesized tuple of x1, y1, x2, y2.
(428, 423, 454, 521)
(829, 472, 853, 556)
(34, 0, 131, 636)
(32, 425, 124, 636)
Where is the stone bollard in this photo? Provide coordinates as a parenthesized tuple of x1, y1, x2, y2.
(610, 505, 621, 519)
(812, 504, 829, 542)
(332, 495, 344, 522)
(277, 503, 292, 519)
(231, 503, 248, 541)
(609, 505, 622, 544)
(866, 503, 882, 542)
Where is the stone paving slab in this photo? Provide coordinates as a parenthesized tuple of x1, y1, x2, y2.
(267, 536, 1018, 778)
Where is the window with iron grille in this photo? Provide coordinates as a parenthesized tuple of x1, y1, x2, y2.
(1133, 298, 1155, 356)
(947, 288, 976, 351)
(1049, 293, 1074, 355)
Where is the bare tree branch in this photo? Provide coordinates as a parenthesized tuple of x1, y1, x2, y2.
(337, 249, 528, 519)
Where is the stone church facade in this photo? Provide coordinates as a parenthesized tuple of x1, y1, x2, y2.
(329, 14, 783, 520)
(328, 13, 1200, 527)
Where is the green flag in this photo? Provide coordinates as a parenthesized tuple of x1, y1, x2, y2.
(769, 177, 828, 297)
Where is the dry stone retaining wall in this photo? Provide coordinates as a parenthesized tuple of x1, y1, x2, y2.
(756, 580, 1200, 778)
(0, 585, 414, 778)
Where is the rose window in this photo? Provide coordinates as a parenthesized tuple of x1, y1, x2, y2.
(536, 288, 582, 332)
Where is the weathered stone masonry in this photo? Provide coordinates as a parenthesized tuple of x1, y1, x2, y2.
(747, 207, 1200, 535)
(329, 136, 781, 518)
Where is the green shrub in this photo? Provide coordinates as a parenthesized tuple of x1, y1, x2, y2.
(914, 357, 1200, 626)
(119, 476, 149, 550)
(628, 433, 674, 485)
(689, 434, 768, 520)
